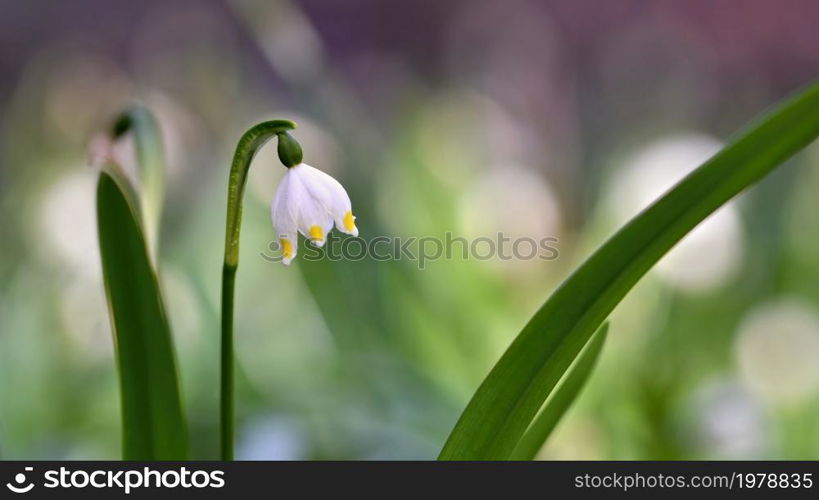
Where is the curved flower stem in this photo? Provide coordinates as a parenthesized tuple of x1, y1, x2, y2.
(112, 105, 166, 260)
(220, 119, 297, 460)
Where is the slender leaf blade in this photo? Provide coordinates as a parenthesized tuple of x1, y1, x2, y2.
(440, 81, 819, 460)
(113, 105, 166, 260)
(509, 322, 608, 460)
(97, 171, 188, 459)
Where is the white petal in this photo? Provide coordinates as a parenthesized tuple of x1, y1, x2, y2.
(300, 164, 358, 236)
(271, 171, 300, 264)
(271, 169, 298, 236)
(288, 165, 334, 246)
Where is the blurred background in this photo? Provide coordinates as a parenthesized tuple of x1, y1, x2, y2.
(2, 0, 819, 460)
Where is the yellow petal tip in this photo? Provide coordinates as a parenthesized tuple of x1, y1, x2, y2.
(343, 211, 357, 234)
(308, 225, 325, 243)
(280, 238, 294, 262)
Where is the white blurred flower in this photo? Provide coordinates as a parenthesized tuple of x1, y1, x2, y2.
(271, 163, 358, 265)
(37, 169, 100, 279)
(86, 131, 140, 190)
(237, 416, 308, 460)
(459, 162, 561, 242)
(691, 380, 768, 459)
(606, 133, 744, 291)
(735, 298, 819, 405)
(87, 133, 116, 168)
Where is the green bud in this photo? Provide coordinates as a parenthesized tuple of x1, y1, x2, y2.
(276, 132, 303, 168)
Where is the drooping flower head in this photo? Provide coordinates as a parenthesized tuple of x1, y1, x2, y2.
(271, 132, 358, 265)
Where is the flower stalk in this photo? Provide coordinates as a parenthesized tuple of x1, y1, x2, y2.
(221, 118, 359, 459)
(220, 119, 297, 460)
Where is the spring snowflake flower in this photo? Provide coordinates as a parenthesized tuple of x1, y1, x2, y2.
(271, 163, 358, 265)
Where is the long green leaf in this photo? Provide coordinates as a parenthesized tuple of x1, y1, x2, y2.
(97, 171, 188, 459)
(439, 80, 819, 460)
(509, 322, 608, 460)
(112, 105, 166, 259)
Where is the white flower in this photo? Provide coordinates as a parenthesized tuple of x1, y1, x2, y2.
(271, 163, 358, 265)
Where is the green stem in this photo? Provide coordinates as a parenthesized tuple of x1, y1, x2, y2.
(220, 119, 297, 460)
(220, 264, 236, 460)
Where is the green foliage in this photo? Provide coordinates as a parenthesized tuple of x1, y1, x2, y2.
(97, 170, 188, 459)
(440, 81, 819, 460)
(509, 323, 608, 460)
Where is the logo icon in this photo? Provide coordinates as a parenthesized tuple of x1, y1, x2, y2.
(6, 467, 35, 494)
